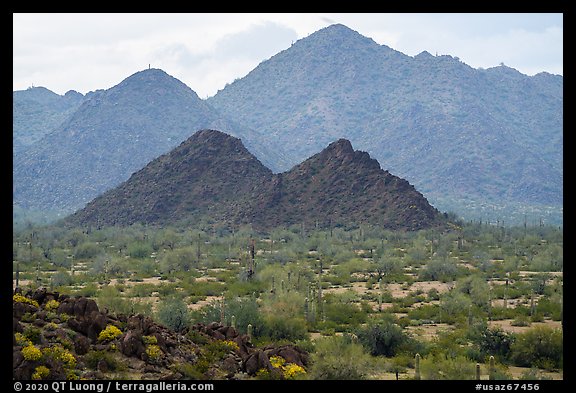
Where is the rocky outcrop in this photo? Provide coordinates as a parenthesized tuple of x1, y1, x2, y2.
(13, 289, 309, 380)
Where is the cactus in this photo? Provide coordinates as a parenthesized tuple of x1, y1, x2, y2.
(247, 324, 253, 341)
(36, 261, 41, 287)
(414, 353, 421, 380)
(476, 363, 481, 380)
(530, 293, 535, 316)
(468, 304, 473, 326)
(304, 297, 309, 321)
(489, 356, 495, 380)
(220, 294, 225, 324)
(378, 279, 382, 312)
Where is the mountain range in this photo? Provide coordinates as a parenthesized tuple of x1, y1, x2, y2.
(207, 24, 562, 224)
(13, 69, 285, 217)
(13, 23, 563, 226)
(65, 129, 445, 231)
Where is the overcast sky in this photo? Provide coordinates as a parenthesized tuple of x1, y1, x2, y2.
(13, 13, 563, 99)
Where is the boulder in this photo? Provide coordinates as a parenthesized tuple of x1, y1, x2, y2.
(74, 334, 91, 355)
(121, 330, 145, 358)
(13, 302, 38, 319)
(244, 349, 273, 375)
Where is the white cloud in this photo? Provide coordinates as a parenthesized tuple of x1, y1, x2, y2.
(13, 13, 563, 97)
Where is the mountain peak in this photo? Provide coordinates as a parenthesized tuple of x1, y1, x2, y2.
(325, 138, 354, 155)
(113, 68, 196, 95)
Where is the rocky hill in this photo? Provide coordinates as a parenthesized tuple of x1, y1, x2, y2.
(65, 129, 445, 231)
(13, 288, 308, 380)
(207, 23, 563, 223)
(13, 69, 285, 218)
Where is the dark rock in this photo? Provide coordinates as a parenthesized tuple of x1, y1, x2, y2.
(244, 350, 273, 375)
(73, 297, 99, 319)
(74, 335, 91, 355)
(86, 311, 107, 342)
(13, 317, 24, 333)
(222, 355, 240, 373)
(36, 310, 47, 320)
(33, 318, 46, 328)
(121, 330, 145, 357)
(13, 301, 37, 319)
(13, 349, 24, 369)
(97, 359, 108, 373)
(57, 298, 75, 315)
(30, 288, 47, 304)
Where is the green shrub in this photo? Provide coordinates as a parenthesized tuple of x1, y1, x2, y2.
(510, 326, 562, 371)
(420, 354, 477, 380)
(84, 350, 125, 371)
(356, 317, 412, 357)
(308, 335, 372, 380)
(156, 297, 190, 332)
(127, 242, 153, 259)
(262, 315, 307, 342)
(23, 326, 43, 345)
(74, 242, 101, 260)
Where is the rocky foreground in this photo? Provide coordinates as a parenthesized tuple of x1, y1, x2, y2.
(13, 288, 308, 380)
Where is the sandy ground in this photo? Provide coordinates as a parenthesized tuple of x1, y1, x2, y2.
(488, 318, 562, 334)
(405, 323, 455, 341)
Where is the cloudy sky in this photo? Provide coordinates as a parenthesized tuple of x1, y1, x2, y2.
(13, 13, 563, 99)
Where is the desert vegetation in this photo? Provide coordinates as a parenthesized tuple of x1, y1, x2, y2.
(13, 220, 562, 380)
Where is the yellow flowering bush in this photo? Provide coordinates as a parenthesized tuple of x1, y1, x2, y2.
(32, 366, 50, 380)
(282, 363, 307, 379)
(42, 345, 77, 369)
(269, 355, 285, 369)
(15, 332, 33, 347)
(98, 324, 122, 342)
(44, 299, 60, 312)
(221, 340, 240, 352)
(13, 294, 39, 308)
(145, 344, 163, 362)
(22, 345, 42, 361)
(142, 335, 158, 345)
(268, 355, 307, 379)
(45, 322, 59, 331)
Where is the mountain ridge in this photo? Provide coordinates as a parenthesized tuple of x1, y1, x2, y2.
(207, 23, 563, 224)
(65, 129, 445, 231)
(13, 69, 286, 217)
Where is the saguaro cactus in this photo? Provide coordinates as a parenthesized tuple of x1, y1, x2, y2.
(247, 324, 253, 342)
(231, 315, 236, 330)
(489, 356, 495, 380)
(476, 363, 481, 380)
(414, 353, 421, 380)
(378, 279, 382, 312)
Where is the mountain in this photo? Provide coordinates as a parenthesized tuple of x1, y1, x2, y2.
(13, 69, 285, 217)
(13, 87, 85, 154)
(207, 24, 563, 224)
(65, 129, 273, 227)
(65, 129, 445, 231)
